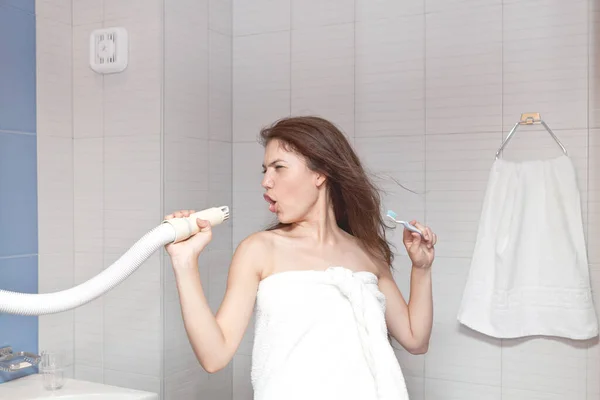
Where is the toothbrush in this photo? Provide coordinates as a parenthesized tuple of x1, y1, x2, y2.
(386, 210, 423, 236)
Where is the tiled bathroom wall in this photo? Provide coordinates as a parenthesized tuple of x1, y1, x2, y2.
(162, 0, 233, 398)
(34, 0, 232, 398)
(0, 0, 38, 384)
(30, 0, 600, 399)
(231, 0, 600, 399)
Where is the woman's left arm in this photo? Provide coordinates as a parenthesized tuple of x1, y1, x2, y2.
(378, 221, 436, 354)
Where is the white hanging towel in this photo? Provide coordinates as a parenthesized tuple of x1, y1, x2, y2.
(457, 154, 598, 340)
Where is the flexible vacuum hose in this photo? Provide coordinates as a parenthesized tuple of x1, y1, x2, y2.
(0, 206, 229, 316)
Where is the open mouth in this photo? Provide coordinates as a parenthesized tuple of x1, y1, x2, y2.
(263, 194, 277, 213)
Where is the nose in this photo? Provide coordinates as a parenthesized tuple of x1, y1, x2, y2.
(261, 173, 273, 189)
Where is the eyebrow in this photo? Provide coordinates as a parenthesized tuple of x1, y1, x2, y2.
(262, 159, 285, 169)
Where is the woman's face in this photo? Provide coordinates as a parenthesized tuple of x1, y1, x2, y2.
(261, 139, 325, 224)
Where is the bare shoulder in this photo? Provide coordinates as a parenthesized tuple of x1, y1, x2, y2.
(231, 231, 278, 279)
(234, 231, 275, 261)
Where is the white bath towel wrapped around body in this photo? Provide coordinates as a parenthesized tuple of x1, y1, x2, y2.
(250, 266, 409, 400)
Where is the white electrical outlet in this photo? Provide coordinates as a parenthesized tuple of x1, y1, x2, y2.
(89, 27, 128, 74)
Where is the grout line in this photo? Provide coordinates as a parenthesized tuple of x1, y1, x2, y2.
(159, 0, 166, 397)
(500, 0, 504, 393)
(70, 0, 76, 379)
(585, 1, 591, 398)
(353, 0, 356, 143)
(422, 2, 428, 397)
(289, 0, 292, 116)
(0, 254, 38, 260)
(100, 0, 106, 384)
(0, 129, 36, 136)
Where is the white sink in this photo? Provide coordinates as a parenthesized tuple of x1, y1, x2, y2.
(0, 374, 159, 399)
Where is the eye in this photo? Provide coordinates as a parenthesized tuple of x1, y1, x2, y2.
(275, 165, 284, 170)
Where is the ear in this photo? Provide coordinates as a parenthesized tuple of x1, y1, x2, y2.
(315, 172, 326, 188)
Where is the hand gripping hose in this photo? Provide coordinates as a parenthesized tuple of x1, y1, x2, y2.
(0, 206, 229, 316)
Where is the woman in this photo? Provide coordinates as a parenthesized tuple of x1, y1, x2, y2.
(165, 116, 436, 399)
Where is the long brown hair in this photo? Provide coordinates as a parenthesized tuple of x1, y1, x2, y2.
(259, 116, 394, 268)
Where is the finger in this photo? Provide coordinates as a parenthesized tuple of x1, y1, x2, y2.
(425, 227, 434, 246)
(164, 213, 174, 220)
(412, 221, 429, 241)
(410, 231, 422, 247)
(402, 225, 413, 242)
(196, 218, 212, 232)
(432, 232, 438, 246)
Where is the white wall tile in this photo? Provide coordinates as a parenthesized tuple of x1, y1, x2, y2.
(75, 365, 104, 383)
(206, 363, 233, 400)
(35, 0, 71, 24)
(291, 0, 353, 29)
(403, 376, 424, 400)
(233, 31, 290, 142)
(38, 252, 75, 376)
(103, 0, 161, 22)
(355, 0, 424, 21)
(232, 142, 264, 192)
(165, 137, 209, 192)
(425, 132, 501, 257)
(233, 354, 253, 400)
(164, 0, 208, 25)
(233, 0, 290, 36)
(74, 138, 103, 253)
(208, 249, 233, 312)
(73, 24, 103, 139)
(37, 136, 74, 255)
(103, 253, 161, 377)
(502, 388, 584, 400)
(588, 332, 600, 398)
(426, 0, 500, 14)
(104, 370, 161, 395)
(165, 3, 209, 140)
(164, 367, 210, 400)
(103, 17, 162, 137)
(209, 140, 233, 251)
(103, 135, 161, 254)
(431, 257, 471, 325)
(501, 337, 588, 397)
(590, 130, 600, 264)
(426, 5, 502, 135)
(424, 378, 501, 399)
(291, 23, 354, 138)
(503, 0, 588, 131)
(74, 252, 104, 369)
(210, 31, 233, 141)
(36, 19, 72, 137)
(72, 0, 103, 26)
(591, 2, 600, 129)
(210, 0, 232, 36)
(425, 321, 501, 386)
(355, 16, 425, 138)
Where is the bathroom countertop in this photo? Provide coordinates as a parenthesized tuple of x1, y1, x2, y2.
(0, 373, 159, 399)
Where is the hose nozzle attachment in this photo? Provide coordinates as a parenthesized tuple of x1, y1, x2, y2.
(163, 206, 230, 243)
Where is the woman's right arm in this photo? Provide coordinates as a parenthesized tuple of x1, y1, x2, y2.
(165, 210, 265, 373)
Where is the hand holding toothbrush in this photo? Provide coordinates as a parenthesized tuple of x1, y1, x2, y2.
(387, 210, 437, 269)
